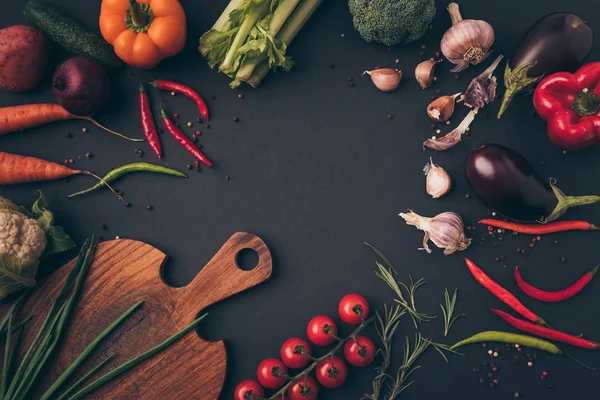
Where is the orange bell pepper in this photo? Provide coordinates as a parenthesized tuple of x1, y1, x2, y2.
(99, 0, 186, 69)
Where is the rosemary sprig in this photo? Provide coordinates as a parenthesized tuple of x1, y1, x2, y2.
(375, 262, 434, 328)
(362, 304, 405, 400)
(386, 333, 431, 398)
(440, 288, 464, 336)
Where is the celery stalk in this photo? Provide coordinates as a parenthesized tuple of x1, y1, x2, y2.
(248, 0, 322, 87)
(200, 0, 246, 57)
(219, 1, 270, 74)
(235, 0, 301, 82)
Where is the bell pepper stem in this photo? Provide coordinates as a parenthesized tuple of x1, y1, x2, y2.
(497, 61, 542, 119)
(545, 183, 600, 222)
(128, 0, 147, 28)
(572, 88, 600, 116)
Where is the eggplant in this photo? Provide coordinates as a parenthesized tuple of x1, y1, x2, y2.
(497, 13, 593, 118)
(465, 144, 600, 222)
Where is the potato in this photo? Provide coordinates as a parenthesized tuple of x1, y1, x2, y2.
(0, 25, 48, 92)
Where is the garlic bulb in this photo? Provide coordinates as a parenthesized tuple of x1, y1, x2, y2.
(415, 59, 441, 89)
(363, 68, 403, 92)
(399, 210, 471, 255)
(424, 158, 452, 198)
(440, 2, 495, 72)
(427, 93, 461, 122)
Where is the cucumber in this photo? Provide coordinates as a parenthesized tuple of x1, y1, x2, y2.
(24, 0, 121, 69)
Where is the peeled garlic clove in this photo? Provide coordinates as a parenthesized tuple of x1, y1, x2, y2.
(424, 158, 452, 198)
(427, 92, 461, 122)
(415, 59, 441, 89)
(440, 2, 495, 72)
(363, 68, 403, 92)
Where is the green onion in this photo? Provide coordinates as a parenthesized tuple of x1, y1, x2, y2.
(55, 354, 116, 400)
(4, 236, 95, 400)
(67, 314, 208, 400)
(41, 301, 144, 400)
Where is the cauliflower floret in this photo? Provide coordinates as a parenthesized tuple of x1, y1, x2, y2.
(0, 211, 46, 261)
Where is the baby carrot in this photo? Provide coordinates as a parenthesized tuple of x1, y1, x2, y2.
(0, 104, 142, 141)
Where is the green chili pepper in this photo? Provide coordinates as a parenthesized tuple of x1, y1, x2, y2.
(450, 331, 562, 355)
(68, 162, 187, 198)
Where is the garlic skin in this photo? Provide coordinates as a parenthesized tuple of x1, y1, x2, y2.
(363, 68, 402, 92)
(427, 93, 461, 122)
(399, 210, 471, 255)
(440, 3, 495, 72)
(423, 108, 477, 151)
(424, 158, 452, 198)
(415, 59, 441, 89)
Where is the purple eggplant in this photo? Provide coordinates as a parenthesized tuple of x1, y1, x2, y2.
(497, 13, 593, 118)
(465, 144, 600, 222)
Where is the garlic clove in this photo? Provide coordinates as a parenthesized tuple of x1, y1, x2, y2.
(415, 59, 441, 89)
(363, 68, 402, 92)
(427, 92, 461, 122)
(424, 158, 452, 198)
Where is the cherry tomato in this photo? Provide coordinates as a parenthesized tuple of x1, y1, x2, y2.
(306, 316, 338, 346)
(344, 336, 377, 367)
(281, 337, 313, 369)
(234, 379, 264, 400)
(256, 358, 288, 389)
(316, 356, 347, 389)
(287, 375, 319, 400)
(338, 293, 369, 324)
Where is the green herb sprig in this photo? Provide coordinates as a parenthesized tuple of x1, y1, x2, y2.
(368, 242, 435, 327)
(440, 288, 464, 336)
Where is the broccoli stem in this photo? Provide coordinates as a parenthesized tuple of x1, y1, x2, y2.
(200, 0, 246, 57)
(219, 2, 270, 74)
(248, 0, 322, 88)
(235, 0, 302, 83)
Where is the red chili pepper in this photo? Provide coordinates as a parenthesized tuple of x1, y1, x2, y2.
(161, 108, 212, 167)
(464, 258, 549, 327)
(533, 62, 600, 150)
(492, 309, 599, 350)
(153, 79, 210, 121)
(515, 265, 599, 303)
(479, 219, 598, 234)
(138, 83, 161, 158)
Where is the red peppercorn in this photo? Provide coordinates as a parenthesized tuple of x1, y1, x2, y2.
(542, 371, 549, 377)
(421, 44, 426, 49)
(435, 51, 441, 57)
(174, 112, 180, 118)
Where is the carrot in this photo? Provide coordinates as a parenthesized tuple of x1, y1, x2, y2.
(0, 104, 143, 142)
(0, 151, 123, 201)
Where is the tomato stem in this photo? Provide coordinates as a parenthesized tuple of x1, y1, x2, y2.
(267, 316, 375, 400)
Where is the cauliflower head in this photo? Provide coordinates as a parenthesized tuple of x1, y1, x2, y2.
(0, 210, 47, 261)
(0, 191, 75, 299)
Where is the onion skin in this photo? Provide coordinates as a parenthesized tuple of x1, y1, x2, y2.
(465, 144, 558, 222)
(52, 56, 110, 117)
(497, 13, 593, 118)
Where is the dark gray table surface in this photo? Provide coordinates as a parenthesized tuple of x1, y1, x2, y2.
(2, 0, 600, 399)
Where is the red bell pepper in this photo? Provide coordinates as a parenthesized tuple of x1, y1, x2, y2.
(533, 62, 600, 150)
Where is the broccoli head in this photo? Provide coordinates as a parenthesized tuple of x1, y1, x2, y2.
(349, 0, 436, 46)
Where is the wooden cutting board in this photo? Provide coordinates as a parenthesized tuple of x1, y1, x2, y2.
(0, 232, 272, 399)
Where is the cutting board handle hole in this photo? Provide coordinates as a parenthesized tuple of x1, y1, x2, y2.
(236, 248, 259, 271)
